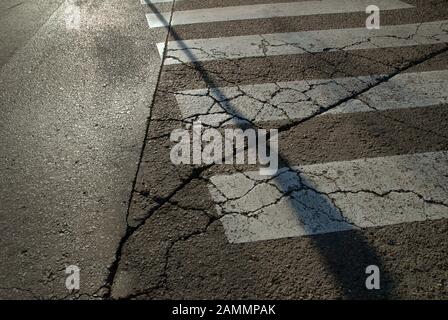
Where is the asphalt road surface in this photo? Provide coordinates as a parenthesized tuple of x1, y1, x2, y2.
(1, 0, 447, 300)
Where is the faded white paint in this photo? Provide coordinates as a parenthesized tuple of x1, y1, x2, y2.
(140, 0, 179, 4)
(158, 20, 448, 64)
(209, 151, 448, 243)
(174, 70, 448, 126)
(326, 70, 448, 114)
(146, 0, 413, 28)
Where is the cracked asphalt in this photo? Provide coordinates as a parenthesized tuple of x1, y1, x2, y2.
(1, 0, 448, 300)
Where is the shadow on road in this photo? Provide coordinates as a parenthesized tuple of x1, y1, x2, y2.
(145, 0, 395, 299)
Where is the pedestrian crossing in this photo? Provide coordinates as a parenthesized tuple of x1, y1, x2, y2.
(146, 0, 413, 28)
(140, 0, 448, 243)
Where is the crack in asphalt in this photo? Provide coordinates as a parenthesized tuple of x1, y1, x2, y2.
(103, 164, 209, 298)
(0, 286, 40, 300)
(118, 203, 218, 300)
(277, 45, 448, 133)
(352, 92, 448, 140)
(209, 168, 356, 225)
(166, 77, 376, 127)
(210, 166, 448, 229)
(111, 46, 448, 297)
(101, 4, 448, 298)
(101, 0, 180, 299)
(6, 2, 24, 11)
(163, 47, 448, 131)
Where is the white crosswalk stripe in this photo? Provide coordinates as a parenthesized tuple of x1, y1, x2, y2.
(140, 0, 178, 4)
(158, 20, 448, 64)
(173, 70, 448, 125)
(146, 0, 413, 28)
(209, 151, 448, 243)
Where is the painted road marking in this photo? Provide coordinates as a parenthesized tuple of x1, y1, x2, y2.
(140, 0, 179, 4)
(208, 151, 448, 243)
(158, 20, 448, 64)
(174, 70, 448, 126)
(146, 0, 413, 28)
(326, 70, 448, 114)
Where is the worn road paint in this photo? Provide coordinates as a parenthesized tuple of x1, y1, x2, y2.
(158, 20, 448, 64)
(209, 151, 448, 243)
(173, 70, 448, 126)
(146, 0, 413, 28)
(141, 0, 179, 4)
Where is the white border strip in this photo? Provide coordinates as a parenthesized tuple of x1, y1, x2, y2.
(159, 20, 448, 64)
(146, 0, 413, 28)
(140, 0, 179, 4)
